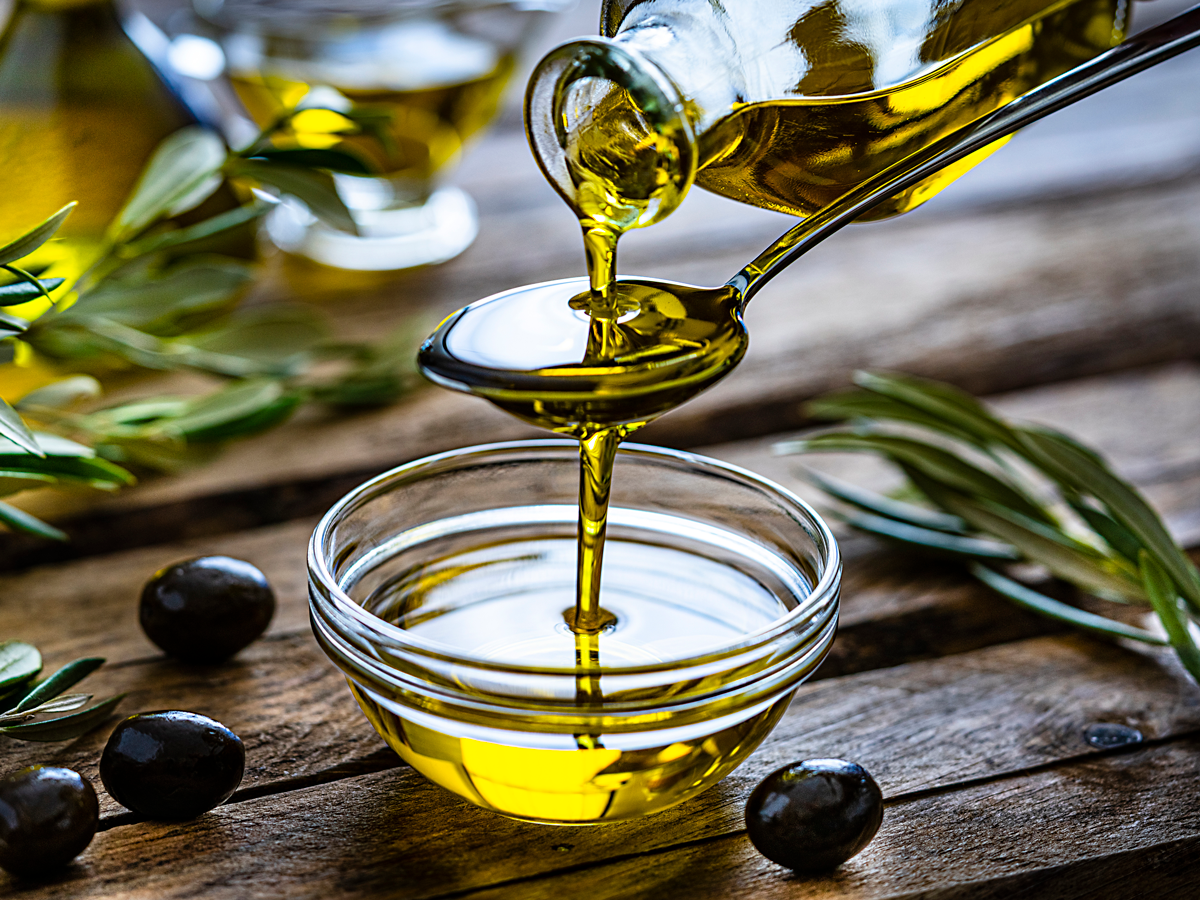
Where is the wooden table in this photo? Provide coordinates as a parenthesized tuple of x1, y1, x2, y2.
(2, 2, 1200, 894)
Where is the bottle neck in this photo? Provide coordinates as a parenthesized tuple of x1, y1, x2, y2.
(605, 1, 742, 138)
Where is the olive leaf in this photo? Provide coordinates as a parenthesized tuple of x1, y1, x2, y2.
(0, 311, 30, 337)
(1140, 551, 1200, 681)
(110, 127, 227, 241)
(11, 657, 104, 713)
(14, 376, 102, 411)
(0, 203, 76, 266)
(121, 201, 269, 260)
(227, 158, 357, 233)
(0, 396, 42, 456)
(0, 641, 42, 694)
(0, 693, 125, 742)
(970, 563, 1166, 645)
(243, 147, 373, 175)
(0, 277, 65, 306)
(0, 501, 67, 541)
(781, 369, 1200, 679)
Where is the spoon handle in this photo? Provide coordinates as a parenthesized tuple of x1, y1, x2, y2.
(730, 4, 1200, 304)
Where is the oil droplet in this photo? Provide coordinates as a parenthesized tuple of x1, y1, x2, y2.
(1083, 722, 1144, 748)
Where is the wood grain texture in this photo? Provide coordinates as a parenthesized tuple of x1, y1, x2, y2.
(4, 635, 1196, 899)
(455, 739, 1200, 900)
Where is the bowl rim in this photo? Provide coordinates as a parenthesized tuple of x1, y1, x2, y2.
(308, 438, 841, 675)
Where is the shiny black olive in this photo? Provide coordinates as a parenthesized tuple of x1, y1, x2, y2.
(0, 766, 98, 878)
(140, 556, 275, 662)
(745, 758, 883, 873)
(100, 711, 245, 820)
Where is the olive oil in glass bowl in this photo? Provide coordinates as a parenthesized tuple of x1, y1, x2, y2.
(309, 441, 840, 824)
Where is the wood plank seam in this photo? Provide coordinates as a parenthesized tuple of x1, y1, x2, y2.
(411, 734, 1200, 900)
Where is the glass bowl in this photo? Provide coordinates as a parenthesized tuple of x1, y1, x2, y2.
(308, 440, 840, 824)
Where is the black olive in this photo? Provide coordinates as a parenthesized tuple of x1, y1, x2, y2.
(140, 556, 275, 662)
(745, 758, 883, 873)
(0, 766, 98, 878)
(100, 711, 245, 820)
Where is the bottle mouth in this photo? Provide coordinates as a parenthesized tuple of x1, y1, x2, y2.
(524, 38, 698, 233)
(308, 441, 840, 726)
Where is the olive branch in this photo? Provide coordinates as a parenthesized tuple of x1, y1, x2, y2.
(0, 641, 123, 743)
(0, 115, 423, 540)
(775, 371, 1200, 682)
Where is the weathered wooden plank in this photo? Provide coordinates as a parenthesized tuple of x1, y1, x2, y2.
(5, 634, 1197, 898)
(5, 169, 1199, 567)
(455, 739, 1200, 900)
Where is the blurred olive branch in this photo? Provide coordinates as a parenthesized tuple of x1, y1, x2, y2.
(775, 370, 1200, 683)
(0, 118, 424, 541)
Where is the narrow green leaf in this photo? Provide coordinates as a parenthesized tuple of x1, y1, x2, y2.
(1017, 426, 1200, 614)
(14, 376, 102, 412)
(245, 148, 373, 175)
(0, 265, 53, 304)
(1067, 495, 1143, 564)
(184, 305, 327, 365)
(0, 642, 41, 695)
(0, 455, 135, 490)
(0, 431, 95, 457)
(122, 201, 269, 259)
(787, 431, 1052, 525)
(228, 158, 357, 233)
(0, 693, 124, 742)
(12, 657, 104, 713)
(0, 500, 67, 541)
(805, 389, 983, 447)
(784, 458, 970, 533)
(112, 128, 227, 240)
(831, 506, 1020, 559)
(0, 395, 42, 456)
(0, 312, 28, 337)
(0, 277, 64, 306)
(853, 370, 1022, 451)
(970, 563, 1167, 645)
(0, 203, 76, 266)
(1140, 551, 1200, 682)
(932, 490, 1145, 603)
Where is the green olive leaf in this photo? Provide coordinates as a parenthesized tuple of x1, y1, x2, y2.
(1017, 426, 1200, 614)
(0, 312, 29, 337)
(789, 431, 1052, 525)
(805, 388, 983, 447)
(0, 277, 65, 307)
(184, 305, 328, 366)
(111, 127, 228, 241)
(244, 147, 373, 175)
(0, 431, 95, 457)
(61, 259, 253, 336)
(0, 641, 42, 696)
(970, 563, 1167, 645)
(0, 693, 124, 742)
(0, 454, 135, 490)
(1066, 494, 1144, 565)
(227, 158, 357, 233)
(0, 396, 42, 456)
(12, 657, 104, 713)
(830, 506, 1019, 559)
(121, 201, 269, 260)
(915, 484, 1145, 603)
(783, 458, 970, 533)
(14, 377, 102, 412)
(0, 203, 76, 266)
(1140, 551, 1200, 681)
(0, 500, 67, 541)
(853, 370, 1022, 451)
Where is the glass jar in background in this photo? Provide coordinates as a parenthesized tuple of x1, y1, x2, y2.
(194, 0, 573, 271)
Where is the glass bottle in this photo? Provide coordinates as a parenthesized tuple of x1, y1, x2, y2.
(526, 0, 1129, 231)
(0, 0, 200, 283)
